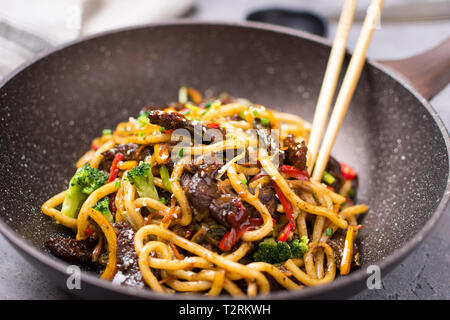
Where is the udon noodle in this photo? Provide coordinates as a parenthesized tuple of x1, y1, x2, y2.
(42, 88, 367, 296)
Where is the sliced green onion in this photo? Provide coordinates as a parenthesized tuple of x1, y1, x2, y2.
(241, 178, 248, 189)
(240, 110, 247, 119)
(160, 197, 167, 205)
(102, 129, 112, 136)
(137, 114, 149, 127)
(115, 181, 121, 189)
(260, 118, 270, 126)
(205, 101, 212, 109)
(326, 228, 333, 237)
(348, 188, 355, 198)
(252, 110, 259, 116)
(322, 171, 336, 185)
(159, 127, 165, 132)
(159, 165, 172, 192)
(178, 148, 184, 158)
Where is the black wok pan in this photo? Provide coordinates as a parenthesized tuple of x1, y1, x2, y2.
(0, 21, 449, 300)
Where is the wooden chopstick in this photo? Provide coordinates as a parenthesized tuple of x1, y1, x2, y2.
(311, 0, 384, 182)
(307, 0, 359, 177)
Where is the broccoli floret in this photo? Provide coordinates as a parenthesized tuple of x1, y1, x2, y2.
(253, 238, 291, 264)
(277, 241, 292, 262)
(253, 236, 310, 264)
(61, 164, 108, 218)
(291, 235, 309, 258)
(92, 197, 114, 223)
(127, 162, 159, 200)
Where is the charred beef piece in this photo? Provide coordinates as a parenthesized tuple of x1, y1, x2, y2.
(283, 134, 307, 171)
(102, 143, 139, 162)
(242, 184, 278, 218)
(146, 110, 225, 143)
(209, 194, 247, 228)
(147, 110, 192, 131)
(101, 143, 152, 171)
(255, 185, 277, 216)
(181, 155, 222, 215)
(45, 238, 96, 264)
(112, 222, 145, 288)
(326, 229, 360, 269)
(325, 156, 342, 192)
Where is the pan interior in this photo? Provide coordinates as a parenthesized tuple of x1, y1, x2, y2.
(0, 24, 448, 291)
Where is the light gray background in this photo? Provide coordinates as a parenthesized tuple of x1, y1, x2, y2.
(0, 0, 449, 299)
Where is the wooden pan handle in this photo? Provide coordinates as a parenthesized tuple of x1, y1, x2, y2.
(378, 37, 450, 100)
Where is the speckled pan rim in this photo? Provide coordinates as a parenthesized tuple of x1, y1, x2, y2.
(0, 20, 449, 300)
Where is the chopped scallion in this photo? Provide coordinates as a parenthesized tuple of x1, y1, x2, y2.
(137, 114, 149, 127)
(260, 118, 270, 126)
(326, 228, 333, 237)
(322, 171, 336, 185)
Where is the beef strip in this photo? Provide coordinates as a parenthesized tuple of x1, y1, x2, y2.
(111, 222, 145, 288)
(326, 229, 360, 269)
(180, 155, 223, 216)
(283, 134, 307, 171)
(147, 110, 192, 131)
(102, 143, 140, 162)
(45, 237, 96, 264)
(209, 194, 247, 228)
(325, 155, 342, 192)
(145, 110, 225, 143)
(101, 143, 152, 172)
(255, 185, 277, 216)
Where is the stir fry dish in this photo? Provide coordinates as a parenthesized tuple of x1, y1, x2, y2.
(42, 87, 367, 296)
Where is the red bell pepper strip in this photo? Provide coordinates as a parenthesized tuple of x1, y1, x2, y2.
(249, 171, 268, 183)
(206, 122, 220, 129)
(219, 217, 264, 251)
(107, 153, 124, 183)
(219, 228, 238, 251)
(273, 182, 295, 230)
(277, 223, 293, 242)
(91, 144, 99, 151)
(280, 165, 309, 181)
(340, 162, 357, 180)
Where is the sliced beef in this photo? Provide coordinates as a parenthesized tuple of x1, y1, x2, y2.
(147, 110, 192, 131)
(325, 156, 342, 192)
(102, 143, 139, 162)
(209, 194, 247, 228)
(181, 155, 222, 215)
(255, 185, 277, 216)
(326, 229, 360, 269)
(112, 222, 144, 288)
(242, 185, 278, 219)
(45, 238, 95, 264)
(146, 110, 225, 143)
(101, 143, 152, 172)
(283, 134, 307, 171)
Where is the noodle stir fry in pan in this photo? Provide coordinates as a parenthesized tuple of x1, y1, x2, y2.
(42, 88, 368, 296)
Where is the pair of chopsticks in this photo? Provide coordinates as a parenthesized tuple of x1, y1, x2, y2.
(308, 0, 384, 181)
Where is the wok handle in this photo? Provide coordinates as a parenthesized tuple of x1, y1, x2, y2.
(378, 37, 450, 100)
